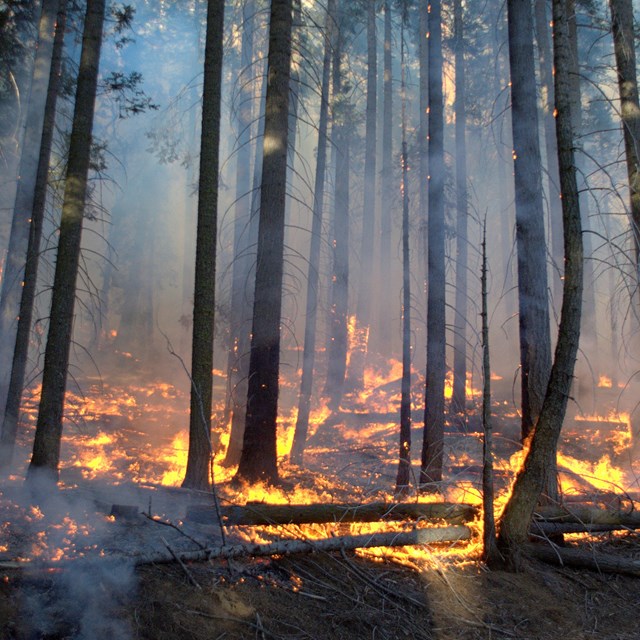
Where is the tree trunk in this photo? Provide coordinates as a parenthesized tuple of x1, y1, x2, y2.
(290, 0, 334, 466)
(378, 0, 393, 350)
(421, 0, 446, 487)
(0, 0, 61, 419)
(567, 0, 597, 397)
(481, 222, 498, 562)
(493, 0, 583, 569)
(187, 501, 477, 526)
(506, 0, 552, 444)
(396, 14, 411, 494)
(419, 1, 428, 288)
(345, 0, 376, 393)
(223, 0, 258, 467)
(323, 21, 350, 412)
(451, 0, 468, 418)
(182, 0, 225, 491)
(0, 1, 67, 469)
(234, 0, 293, 484)
(27, 0, 106, 483)
(136, 525, 472, 566)
(534, 0, 564, 307)
(609, 0, 640, 303)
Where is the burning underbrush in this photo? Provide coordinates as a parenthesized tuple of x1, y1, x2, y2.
(1, 361, 640, 638)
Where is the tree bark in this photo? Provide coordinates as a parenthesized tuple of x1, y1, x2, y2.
(494, 0, 583, 570)
(182, 0, 225, 491)
(421, 0, 446, 487)
(27, 0, 106, 482)
(0, 1, 67, 468)
(235, 0, 293, 484)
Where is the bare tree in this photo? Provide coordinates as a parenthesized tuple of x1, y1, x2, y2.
(0, 1, 67, 468)
(609, 0, 640, 296)
(506, 0, 552, 445)
(345, 0, 377, 393)
(0, 0, 61, 420)
(235, 0, 293, 484)
(27, 0, 106, 483)
(451, 0, 469, 418)
(421, 0, 446, 487)
(492, 0, 583, 569)
(291, 0, 334, 466)
(182, 0, 225, 491)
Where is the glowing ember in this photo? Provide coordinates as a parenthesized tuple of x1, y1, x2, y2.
(598, 375, 613, 388)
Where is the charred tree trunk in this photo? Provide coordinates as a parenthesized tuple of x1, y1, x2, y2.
(421, 0, 446, 487)
(0, 2, 67, 469)
(493, 0, 583, 569)
(0, 0, 61, 418)
(27, 0, 106, 483)
(290, 0, 334, 466)
(451, 0, 468, 418)
(234, 0, 293, 484)
(182, 0, 225, 491)
(609, 0, 640, 303)
(345, 0, 376, 393)
(395, 15, 411, 494)
(506, 0, 552, 445)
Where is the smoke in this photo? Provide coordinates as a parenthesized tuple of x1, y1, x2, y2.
(22, 558, 134, 640)
(8, 472, 138, 640)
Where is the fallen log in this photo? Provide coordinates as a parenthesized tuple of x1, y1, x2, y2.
(534, 505, 640, 527)
(530, 522, 631, 536)
(525, 543, 640, 577)
(135, 525, 472, 566)
(186, 501, 477, 526)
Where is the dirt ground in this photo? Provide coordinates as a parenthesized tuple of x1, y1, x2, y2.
(3, 535, 640, 640)
(2, 373, 640, 639)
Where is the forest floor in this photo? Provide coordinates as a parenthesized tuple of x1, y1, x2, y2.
(1, 368, 640, 639)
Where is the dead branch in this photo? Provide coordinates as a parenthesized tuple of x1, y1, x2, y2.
(134, 525, 472, 566)
(525, 543, 640, 577)
(187, 501, 477, 526)
(535, 505, 640, 527)
(530, 522, 636, 536)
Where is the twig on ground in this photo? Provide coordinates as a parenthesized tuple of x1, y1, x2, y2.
(162, 537, 202, 590)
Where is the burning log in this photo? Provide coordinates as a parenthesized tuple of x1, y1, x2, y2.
(525, 543, 640, 577)
(186, 501, 477, 526)
(135, 525, 472, 565)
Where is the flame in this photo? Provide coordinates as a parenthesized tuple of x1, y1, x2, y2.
(598, 375, 613, 388)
